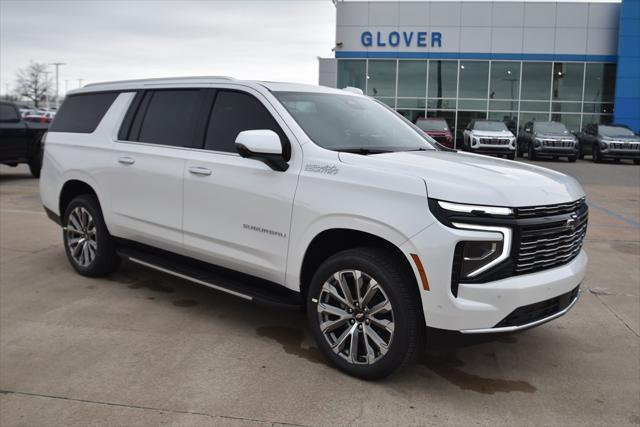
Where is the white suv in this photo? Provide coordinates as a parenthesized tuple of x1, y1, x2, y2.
(40, 77, 588, 379)
(463, 119, 517, 159)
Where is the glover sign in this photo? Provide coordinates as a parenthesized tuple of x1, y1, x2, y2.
(361, 31, 443, 48)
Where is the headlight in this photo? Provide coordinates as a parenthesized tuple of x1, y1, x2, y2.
(438, 200, 513, 216)
(534, 138, 542, 147)
(452, 223, 512, 278)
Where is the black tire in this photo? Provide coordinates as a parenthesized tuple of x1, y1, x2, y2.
(28, 144, 43, 178)
(592, 145, 603, 163)
(613, 158, 621, 163)
(528, 144, 537, 160)
(578, 146, 585, 160)
(507, 152, 516, 160)
(567, 156, 577, 163)
(634, 160, 640, 165)
(306, 247, 424, 380)
(62, 194, 120, 277)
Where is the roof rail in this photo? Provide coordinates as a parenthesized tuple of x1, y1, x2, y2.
(84, 76, 236, 88)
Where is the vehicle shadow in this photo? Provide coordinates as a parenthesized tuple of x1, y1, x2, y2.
(0, 169, 35, 183)
(109, 260, 534, 391)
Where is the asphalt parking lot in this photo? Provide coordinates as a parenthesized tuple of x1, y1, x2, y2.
(1, 159, 639, 426)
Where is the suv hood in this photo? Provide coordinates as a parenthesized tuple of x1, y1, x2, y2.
(470, 130, 514, 138)
(339, 151, 584, 207)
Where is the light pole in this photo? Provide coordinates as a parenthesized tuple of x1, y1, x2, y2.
(43, 71, 50, 109)
(65, 80, 69, 94)
(77, 78, 84, 88)
(49, 62, 66, 109)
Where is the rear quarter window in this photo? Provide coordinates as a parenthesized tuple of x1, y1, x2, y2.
(49, 92, 119, 133)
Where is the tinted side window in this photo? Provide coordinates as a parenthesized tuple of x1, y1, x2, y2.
(136, 90, 200, 147)
(0, 104, 19, 122)
(49, 92, 118, 133)
(204, 90, 288, 156)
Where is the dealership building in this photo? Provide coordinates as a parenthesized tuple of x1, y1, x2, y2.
(318, 0, 639, 146)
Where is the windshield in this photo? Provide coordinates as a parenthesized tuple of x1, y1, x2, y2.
(274, 92, 435, 153)
(473, 121, 508, 132)
(600, 125, 635, 137)
(534, 122, 569, 134)
(416, 119, 449, 132)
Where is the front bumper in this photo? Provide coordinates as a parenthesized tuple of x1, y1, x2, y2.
(600, 149, 640, 159)
(534, 147, 578, 156)
(401, 220, 587, 332)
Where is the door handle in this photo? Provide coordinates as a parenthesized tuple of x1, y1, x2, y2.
(189, 166, 212, 176)
(118, 156, 135, 165)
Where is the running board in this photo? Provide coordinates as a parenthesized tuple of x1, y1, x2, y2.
(116, 244, 301, 310)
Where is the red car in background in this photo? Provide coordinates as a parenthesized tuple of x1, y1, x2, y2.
(415, 117, 454, 148)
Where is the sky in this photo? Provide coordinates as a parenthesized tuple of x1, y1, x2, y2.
(0, 0, 621, 98)
(0, 0, 336, 96)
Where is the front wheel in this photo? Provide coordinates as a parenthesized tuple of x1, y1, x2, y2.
(62, 195, 120, 277)
(634, 159, 640, 165)
(568, 156, 577, 163)
(307, 248, 424, 380)
(507, 152, 516, 160)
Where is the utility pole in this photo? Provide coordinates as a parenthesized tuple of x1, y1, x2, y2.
(44, 71, 50, 109)
(77, 78, 84, 88)
(49, 62, 66, 109)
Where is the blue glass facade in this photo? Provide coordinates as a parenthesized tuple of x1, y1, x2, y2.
(614, 0, 640, 131)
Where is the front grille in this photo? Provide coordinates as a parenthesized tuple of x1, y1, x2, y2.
(480, 138, 510, 145)
(610, 142, 640, 150)
(515, 198, 585, 218)
(515, 205, 588, 274)
(495, 286, 579, 328)
(542, 140, 574, 148)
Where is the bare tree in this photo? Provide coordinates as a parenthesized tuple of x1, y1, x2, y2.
(15, 62, 53, 108)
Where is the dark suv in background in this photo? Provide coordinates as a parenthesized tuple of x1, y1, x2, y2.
(415, 117, 453, 148)
(577, 124, 640, 164)
(518, 121, 578, 162)
(0, 101, 48, 177)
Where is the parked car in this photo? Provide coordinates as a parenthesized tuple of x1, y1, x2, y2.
(517, 121, 578, 162)
(577, 124, 640, 164)
(23, 110, 55, 124)
(0, 101, 48, 177)
(40, 77, 588, 379)
(462, 119, 516, 159)
(415, 117, 453, 148)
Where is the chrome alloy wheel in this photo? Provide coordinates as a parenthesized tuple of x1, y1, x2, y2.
(66, 207, 97, 267)
(317, 270, 395, 365)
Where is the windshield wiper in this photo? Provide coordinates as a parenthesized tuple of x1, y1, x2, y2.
(334, 148, 393, 155)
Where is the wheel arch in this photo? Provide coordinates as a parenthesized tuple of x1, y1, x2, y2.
(298, 228, 423, 311)
(59, 179, 102, 221)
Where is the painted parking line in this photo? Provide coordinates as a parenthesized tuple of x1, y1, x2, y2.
(588, 201, 640, 230)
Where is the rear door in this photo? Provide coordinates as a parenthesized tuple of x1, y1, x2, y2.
(109, 88, 205, 251)
(0, 103, 28, 160)
(181, 88, 299, 284)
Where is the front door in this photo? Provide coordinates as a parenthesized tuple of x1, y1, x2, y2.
(182, 89, 299, 284)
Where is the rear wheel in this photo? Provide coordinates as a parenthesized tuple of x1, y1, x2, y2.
(28, 144, 43, 178)
(592, 145, 603, 163)
(62, 195, 120, 277)
(307, 248, 424, 380)
(578, 146, 585, 160)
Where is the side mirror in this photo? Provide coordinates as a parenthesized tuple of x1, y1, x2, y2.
(235, 129, 288, 172)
